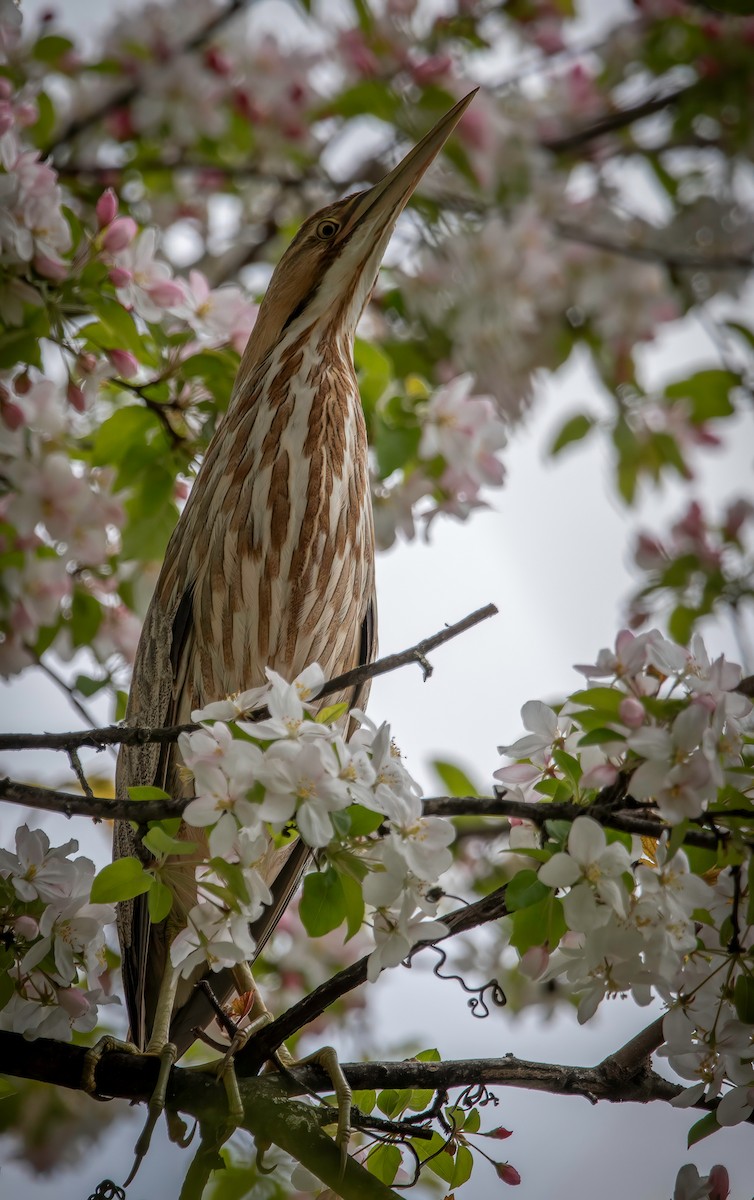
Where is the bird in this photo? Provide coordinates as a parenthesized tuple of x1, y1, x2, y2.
(89, 88, 477, 1174)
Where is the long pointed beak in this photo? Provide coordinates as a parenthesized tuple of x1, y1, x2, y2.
(351, 89, 478, 236)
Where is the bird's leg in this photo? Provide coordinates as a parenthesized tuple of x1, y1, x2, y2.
(229, 965, 352, 1169)
(124, 957, 181, 1186)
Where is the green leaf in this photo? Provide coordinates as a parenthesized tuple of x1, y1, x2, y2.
(346, 805, 384, 836)
(352, 1089, 377, 1115)
(506, 869, 549, 912)
(377, 1088, 412, 1119)
(367, 1144, 401, 1186)
(510, 895, 566, 954)
(147, 878, 173, 923)
(570, 688, 625, 715)
(415, 1048, 441, 1062)
(666, 820, 689, 861)
(578, 727, 626, 747)
(374, 423, 421, 478)
(450, 1144, 473, 1189)
(300, 867, 347, 937)
(91, 406, 159, 467)
(668, 604, 697, 646)
(341, 870, 365, 941)
(432, 760, 478, 798)
(91, 857, 152, 903)
(551, 748, 581, 789)
(74, 673, 107, 698)
(32, 34, 74, 61)
(550, 413, 596, 456)
(142, 827, 195, 857)
(687, 1111, 720, 1147)
(315, 702, 349, 725)
(0, 970, 14, 1013)
(664, 369, 738, 423)
(733, 975, 754, 1024)
(70, 589, 102, 647)
(128, 785, 171, 801)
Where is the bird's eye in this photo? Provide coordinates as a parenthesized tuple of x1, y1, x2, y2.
(316, 219, 340, 241)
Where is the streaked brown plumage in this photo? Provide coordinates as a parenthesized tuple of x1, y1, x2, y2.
(114, 90, 476, 1060)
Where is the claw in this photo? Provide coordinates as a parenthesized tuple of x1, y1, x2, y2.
(81, 1035, 138, 1098)
(125, 1041, 178, 1187)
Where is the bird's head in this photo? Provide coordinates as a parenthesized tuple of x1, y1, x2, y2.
(239, 89, 477, 375)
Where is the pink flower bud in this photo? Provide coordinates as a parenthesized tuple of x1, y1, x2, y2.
(495, 1162, 521, 1186)
(34, 253, 68, 281)
(12, 915, 39, 939)
(108, 265, 133, 288)
(108, 348, 138, 378)
(100, 216, 137, 253)
(204, 45, 232, 75)
(482, 1126, 513, 1140)
(96, 187, 119, 229)
(1, 400, 25, 431)
(16, 101, 38, 127)
(14, 370, 32, 395)
(0, 78, 11, 99)
(56, 987, 91, 1019)
(619, 697, 645, 729)
(66, 380, 86, 412)
(520, 945, 549, 980)
(708, 1165, 730, 1200)
(77, 352, 97, 374)
(580, 763, 619, 789)
(174, 479, 190, 501)
(146, 279, 185, 308)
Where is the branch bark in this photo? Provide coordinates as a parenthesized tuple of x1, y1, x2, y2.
(0, 1029, 693, 1112)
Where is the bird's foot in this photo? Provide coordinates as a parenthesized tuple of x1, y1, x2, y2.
(81, 1035, 139, 1098)
(124, 1041, 178, 1187)
(288, 1044, 352, 1173)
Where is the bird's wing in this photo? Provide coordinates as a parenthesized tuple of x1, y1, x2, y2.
(115, 577, 198, 1050)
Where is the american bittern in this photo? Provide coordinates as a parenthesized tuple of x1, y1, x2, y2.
(96, 89, 476, 1171)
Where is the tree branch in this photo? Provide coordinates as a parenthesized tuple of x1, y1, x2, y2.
(0, 1030, 691, 1111)
(423, 793, 754, 852)
(0, 603, 497, 758)
(540, 83, 698, 155)
(555, 222, 753, 272)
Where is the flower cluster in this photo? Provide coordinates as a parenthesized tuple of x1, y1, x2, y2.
(371, 374, 507, 550)
(496, 628, 753, 825)
(0, 371, 126, 677)
(0, 826, 117, 1040)
(492, 629, 754, 1131)
(168, 665, 454, 980)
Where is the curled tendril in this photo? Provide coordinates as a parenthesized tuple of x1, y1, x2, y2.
(88, 1183, 126, 1200)
(414, 944, 506, 1017)
(457, 1082, 499, 1110)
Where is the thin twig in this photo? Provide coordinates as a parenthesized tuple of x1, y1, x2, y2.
(33, 655, 112, 752)
(540, 83, 698, 155)
(555, 222, 753, 272)
(0, 604, 498, 757)
(67, 748, 95, 803)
